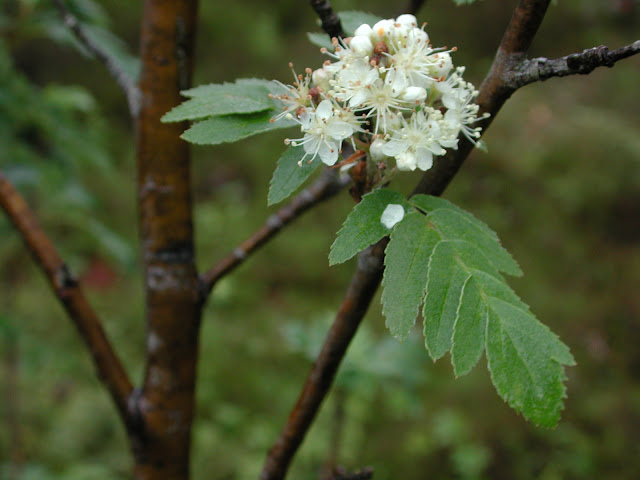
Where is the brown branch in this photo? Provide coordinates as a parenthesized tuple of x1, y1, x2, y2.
(506, 40, 640, 89)
(131, 1, 201, 477)
(413, 0, 553, 196)
(0, 173, 134, 423)
(201, 169, 351, 295)
(260, 240, 386, 480)
(50, 0, 141, 117)
(310, 0, 344, 39)
(261, 1, 556, 479)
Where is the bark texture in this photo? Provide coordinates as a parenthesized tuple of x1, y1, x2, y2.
(132, 1, 201, 479)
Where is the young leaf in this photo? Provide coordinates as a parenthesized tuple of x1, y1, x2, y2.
(382, 213, 440, 341)
(162, 81, 273, 123)
(329, 189, 410, 265)
(180, 110, 295, 145)
(268, 147, 320, 206)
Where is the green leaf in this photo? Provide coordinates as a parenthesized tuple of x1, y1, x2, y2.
(411, 194, 500, 242)
(427, 207, 522, 277)
(181, 78, 280, 98)
(423, 242, 470, 360)
(162, 79, 273, 123)
(307, 32, 334, 50)
(329, 189, 410, 265)
(180, 110, 296, 145)
(451, 275, 487, 376)
(268, 146, 320, 206)
(382, 213, 440, 341)
(421, 236, 574, 426)
(339, 11, 384, 35)
(486, 299, 575, 427)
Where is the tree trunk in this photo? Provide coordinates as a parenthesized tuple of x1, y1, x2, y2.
(131, 1, 201, 478)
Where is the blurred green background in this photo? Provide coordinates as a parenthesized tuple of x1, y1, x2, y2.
(1, 0, 639, 479)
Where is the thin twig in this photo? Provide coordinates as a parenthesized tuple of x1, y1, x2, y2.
(310, 0, 344, 39)
(261, 2, 557, 479)
(201, 169, 351, 295)
(50, 0, 141, 117)
(0, 173, 134, 423)
(260, 241, 386, 480)
(506, 40, 640, 89)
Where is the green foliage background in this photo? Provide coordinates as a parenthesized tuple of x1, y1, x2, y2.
(1, 0, 639, 478)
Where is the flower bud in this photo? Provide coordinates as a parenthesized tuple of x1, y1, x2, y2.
(395, 14, 418, 28)
(312, 68, 331, 92)
(350, 35, 374, 56)
(369, 138, 388, 161)
(371, 19, 395, 41)
(354, 24, 373, 37)
(400, 86, 427, 103)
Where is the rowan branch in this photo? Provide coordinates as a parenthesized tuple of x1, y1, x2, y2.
(260, 241, 386, 480)
(505, 40, 640, 89)
(0, 172, 134, 424)
(261, 2, 556, 478)
(51, 0, 141, 117)
(201, 169, 351, 295)
(310, 0, 344, 39)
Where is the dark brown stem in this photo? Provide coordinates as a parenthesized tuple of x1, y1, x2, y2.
(260, 241, 386, 480)
(310, 0, 344, 39)
(261, 1, 556, 478)
(0, 173, 134, 423)
(402, 0, 428, 16)
(50, 0, 141, 117)
(131, 1, 200, 479)
(201, 169, 350, 295)
(506, 40, 640, 89)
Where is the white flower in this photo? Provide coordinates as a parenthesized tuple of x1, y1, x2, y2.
(273, 15, 486, 175)
(381, 204, 405, 229)
(286, 100, 360, 166)
(330, 59, 379, 107)
(382, 110, 447, 171)
(269, 64, 315, 123)
(352, 78, 414, 134)
(441, 79, 487, 143)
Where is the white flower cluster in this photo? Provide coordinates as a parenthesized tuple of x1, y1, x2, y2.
(270, 14, 487, 172)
